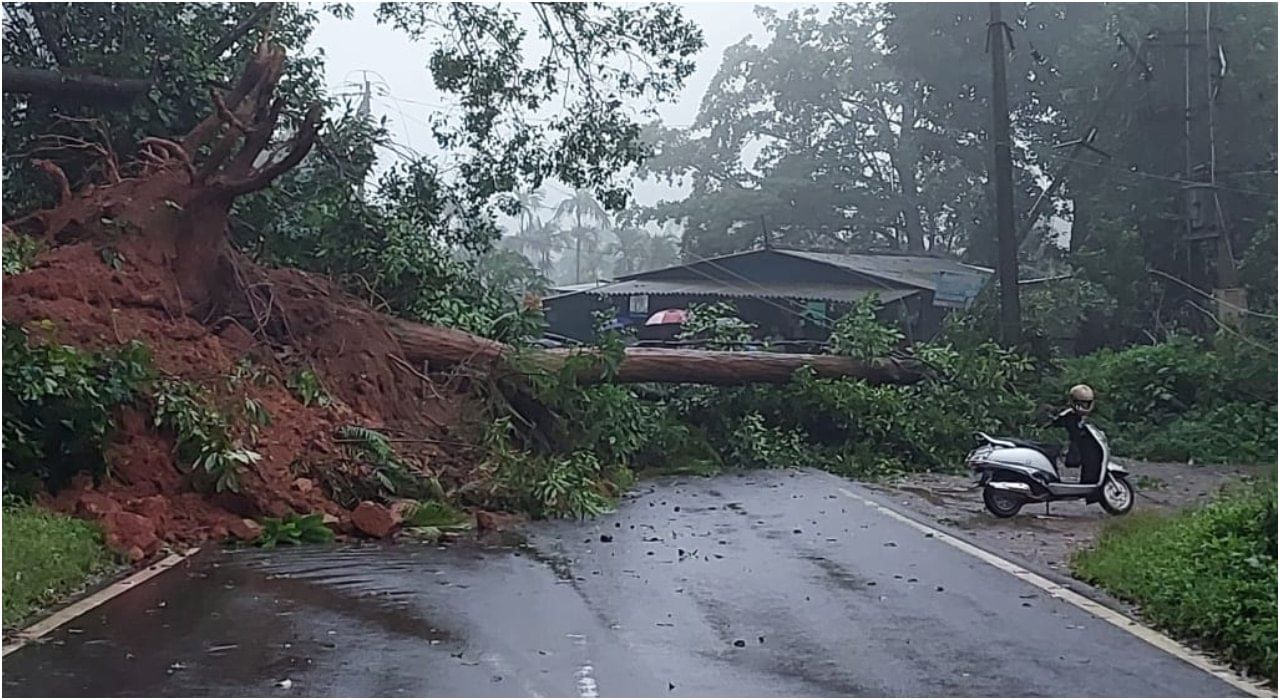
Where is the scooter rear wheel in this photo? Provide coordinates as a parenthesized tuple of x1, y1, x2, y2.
(1100, 474, 1135, 515)
(983, 486, 1025, 518)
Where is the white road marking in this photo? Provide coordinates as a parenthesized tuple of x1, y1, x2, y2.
(575, 664, 599, 698)
(568, 632, 599, 697)
(3, 548, 199, 657)
(837, 486, 1274, 698)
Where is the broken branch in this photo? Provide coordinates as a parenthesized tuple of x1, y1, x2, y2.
(206, 3, 277, 60)
(215, 103, 322, 196)
(32, 159, 71, 204)
(2, 66, 151, 103)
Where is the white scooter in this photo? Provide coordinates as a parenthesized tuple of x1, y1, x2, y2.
(965, 416, 1135, 518)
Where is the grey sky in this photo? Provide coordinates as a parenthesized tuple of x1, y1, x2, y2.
(307, 2, 781, 210)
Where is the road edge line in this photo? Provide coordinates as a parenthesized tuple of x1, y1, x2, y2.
(2, 547, 199, 657)
(836, 486, 1274, 698)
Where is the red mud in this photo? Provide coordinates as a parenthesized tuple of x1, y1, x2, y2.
(6, 238, 484, 558)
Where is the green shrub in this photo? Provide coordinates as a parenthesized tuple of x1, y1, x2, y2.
(1073, 481, 1278, 681)
(1122, 403, 1278, 464)
(677, 301, 756, 348)
(287, 367, 331, 407)
(2, 325, 152, 495)
(402, 500, 470, 528)
(494, 448, 614, 519)
(1052, 335, 1276, 464)
(829, 295, 903, 359)
(335, 425, 443, 501)
(257, 512, 335, 548)
(729, 412, 809, 469)
(153, 379, 258, 493)
(2, 231, 42, 275)
(3, 502, 116, 625)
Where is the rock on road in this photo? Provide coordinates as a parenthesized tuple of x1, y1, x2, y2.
(2, 469, 1246, 697)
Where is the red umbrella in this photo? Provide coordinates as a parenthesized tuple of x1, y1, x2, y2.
(644, 308, 688, 326)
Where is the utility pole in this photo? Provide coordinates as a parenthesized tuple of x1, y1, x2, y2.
(1181, 3, 1241, 326)
(356, 71, 374, 198)
(988, 3, 1021, 345)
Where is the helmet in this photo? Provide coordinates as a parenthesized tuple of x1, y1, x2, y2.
(1069, 384, 1095, 415)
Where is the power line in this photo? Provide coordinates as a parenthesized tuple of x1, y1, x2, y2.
(1041, 153, 1275, 198)
(1147, 267, 1276, 320)
(1184, 299, 1276, 355)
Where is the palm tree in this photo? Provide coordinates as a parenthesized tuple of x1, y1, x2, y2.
(525, 218, 568, 276)
(607, 226, 654, 276)
(554, 188, 611, 283)
(502, 190, 565, 276)
(647, 230, 679, 270)
(514, 190, 544, 236)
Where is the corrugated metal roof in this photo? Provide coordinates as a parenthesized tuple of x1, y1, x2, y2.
(550, 282, 608, 294)
(776, 250, 992, 291)
(584, 278, 918, 304)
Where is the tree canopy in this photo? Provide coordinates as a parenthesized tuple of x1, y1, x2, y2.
(2, 1, 705, 338)
(638, 2, 1276, 346)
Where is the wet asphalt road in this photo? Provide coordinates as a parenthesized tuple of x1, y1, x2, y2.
(3, 468, 1243, 697)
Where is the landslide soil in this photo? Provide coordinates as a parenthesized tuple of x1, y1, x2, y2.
(4, 236, 487, 559)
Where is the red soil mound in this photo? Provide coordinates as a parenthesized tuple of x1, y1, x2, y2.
(6, 238, 483, 559)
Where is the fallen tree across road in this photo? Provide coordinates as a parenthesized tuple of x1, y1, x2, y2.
(386, 320, 928, 386)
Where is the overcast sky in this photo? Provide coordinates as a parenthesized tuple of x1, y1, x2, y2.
(307, 3, 782, 211)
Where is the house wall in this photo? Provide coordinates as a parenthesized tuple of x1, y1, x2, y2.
(543, 292, 613, 342)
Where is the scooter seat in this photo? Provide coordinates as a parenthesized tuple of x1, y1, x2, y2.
(993, 437, 1062, 465)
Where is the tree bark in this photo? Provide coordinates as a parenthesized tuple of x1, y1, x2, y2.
(893, 99, 928, 253)
(386, 319, 926, 386)
(2, 66, 151, 103)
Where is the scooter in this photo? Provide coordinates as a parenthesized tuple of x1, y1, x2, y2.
(965, 417, 1135, 518)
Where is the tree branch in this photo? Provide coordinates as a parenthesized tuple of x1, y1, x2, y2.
(33, 159, 71, 204)
(206, 3, 277, 60)
(183, 44, 283, 153)
(215, 103, 323, 197)
(2, 66, 150, 103)
(221, 97, 284, 179)
(30, 5, 70, 68)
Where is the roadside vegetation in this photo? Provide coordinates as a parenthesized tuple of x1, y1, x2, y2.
(1073, 479, 1278, 682)
(2, 499, 117, 627)
(474, 297, 1275, 517)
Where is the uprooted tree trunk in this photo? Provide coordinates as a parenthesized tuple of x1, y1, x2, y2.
(385, 320, 924, 385)
(5, 42, 927, 389)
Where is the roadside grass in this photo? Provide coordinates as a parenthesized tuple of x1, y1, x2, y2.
(1072, 481, 1278, 683)
(2, 503, 117, 627)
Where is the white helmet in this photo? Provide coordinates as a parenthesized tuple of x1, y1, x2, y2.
(1069, 384, 1095, 415)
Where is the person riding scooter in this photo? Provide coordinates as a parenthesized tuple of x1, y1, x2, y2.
(1050, 385, 1104, 496)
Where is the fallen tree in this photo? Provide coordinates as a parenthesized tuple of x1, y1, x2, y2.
(2, 66, 152, 103)
(5, 40, 926, 394)
(386, 320, 924, 385)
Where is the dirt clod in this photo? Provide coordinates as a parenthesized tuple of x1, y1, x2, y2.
(76, 492, 122, 519)
(351, 501, 398, 539)
(475, 510, 522, 532)
(101, 511, 160, 559)
(228, 518, 263, 542)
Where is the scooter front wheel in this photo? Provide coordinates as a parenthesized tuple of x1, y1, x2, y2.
(1100, 474, 1135, 515)
(983, 486, 1025, 518)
